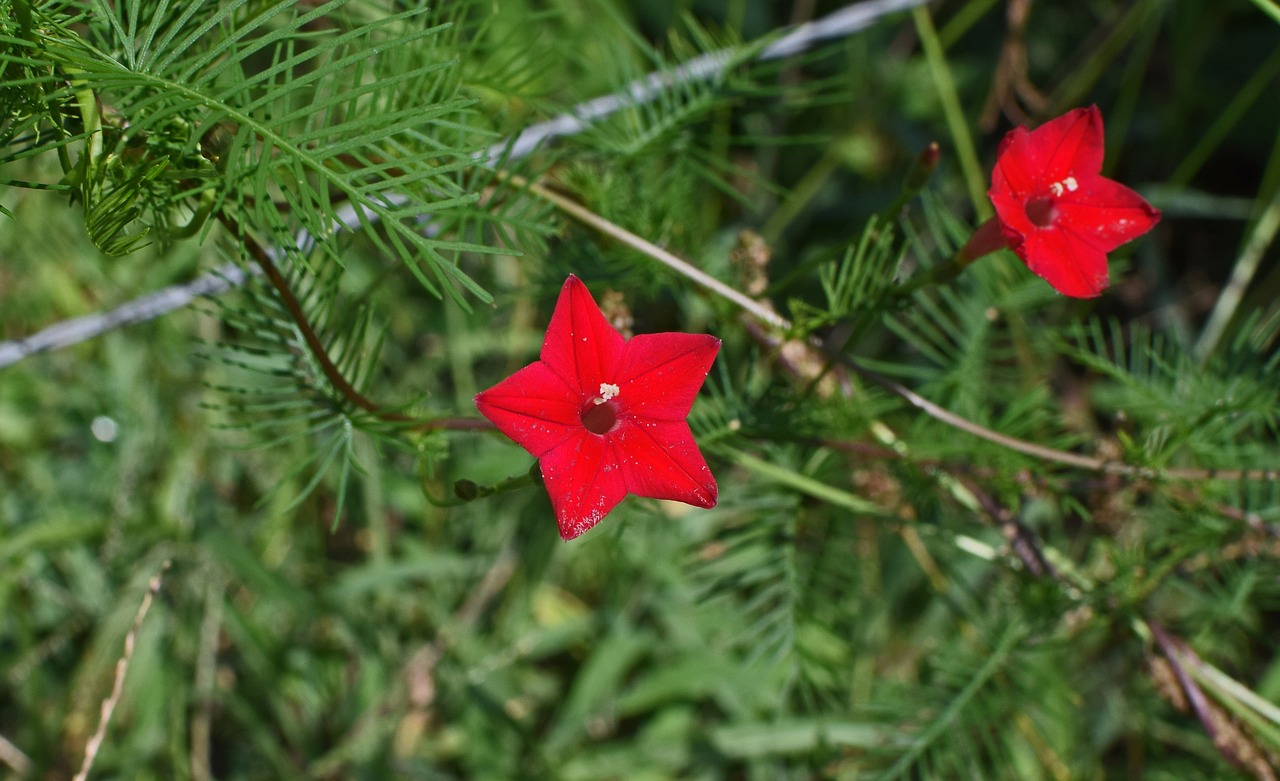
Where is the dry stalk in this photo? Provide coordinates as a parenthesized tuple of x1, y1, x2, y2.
(0, 733, 33, 776)
(72, 560, 171, 781)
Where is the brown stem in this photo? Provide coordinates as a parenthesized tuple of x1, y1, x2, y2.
(216, 212, 492, 434)
(954, 474, 1055, 578)
(795, 434, 1277, 544)
(415, 417, 498, 432)
(818, 339, 1280, 483)
(222, 212, 380, 414)
(1148, 622, 1267, 776)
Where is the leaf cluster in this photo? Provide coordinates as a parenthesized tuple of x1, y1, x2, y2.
(2, 0, 1280, 779)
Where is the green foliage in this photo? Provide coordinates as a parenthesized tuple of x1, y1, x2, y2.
(3, 0, 504, 295)
(1063, 317, 1280, 467)
(3, 0, 1280, 779)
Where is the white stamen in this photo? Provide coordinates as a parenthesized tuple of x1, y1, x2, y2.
(1048, 176, 1079, 198)
(597, 382, 620, 403)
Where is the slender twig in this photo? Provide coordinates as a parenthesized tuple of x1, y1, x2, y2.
(807, 434, 1280, 539)
(222, 212, 383, 415)
(831, 352, 1277, 482)
(1149, 622, 1266, 776)
(955, 475, 1055, 578)
(521, 172, 1279, 484)
(73, 560, 170, 781)
(217, 213, 492, 433)
(0, 734, 33, 777)
(504, 174, 790, 330)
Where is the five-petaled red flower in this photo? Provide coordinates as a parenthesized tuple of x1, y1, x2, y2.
(987, 105, 1161, 298)
(475, 275, 719, 540)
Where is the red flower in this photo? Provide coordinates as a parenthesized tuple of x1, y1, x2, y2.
(475, 276, 719, 540)
(987, 105, 1161, 298)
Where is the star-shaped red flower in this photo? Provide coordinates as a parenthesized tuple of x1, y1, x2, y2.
(475, 275, 720, 540)
(988, 105, 1161, 298)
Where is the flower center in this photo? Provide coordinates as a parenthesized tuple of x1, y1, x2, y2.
(1025, 195, 1056, 228)
(580, 383, 621, 435)
(580, 401, 618, 434)
(1026, 177, 1078, 228)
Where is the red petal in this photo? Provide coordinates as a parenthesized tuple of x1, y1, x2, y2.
(613, 419, 717, 508)
(989, 180, 1036, 248)
(1054, 176, 1161, 253)
(540, 275, 625, 397)
(475, 362, 580, 457)
(991, 126, 1039, 197)
(614, 333, 720, 421)
(1037, 106, 1105, 182)
(539, 433, 627, 539)
(1018, 226, 1111, 298)
(992, 106, 1104, 198)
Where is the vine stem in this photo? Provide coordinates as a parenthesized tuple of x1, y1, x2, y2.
(513, 172, 1277, 483)
(217, 212, 492, 433)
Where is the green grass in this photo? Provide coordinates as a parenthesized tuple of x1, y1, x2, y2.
(2, 0, 1279, 779)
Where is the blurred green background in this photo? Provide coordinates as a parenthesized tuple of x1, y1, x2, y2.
(2, 0, 1279, 778)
